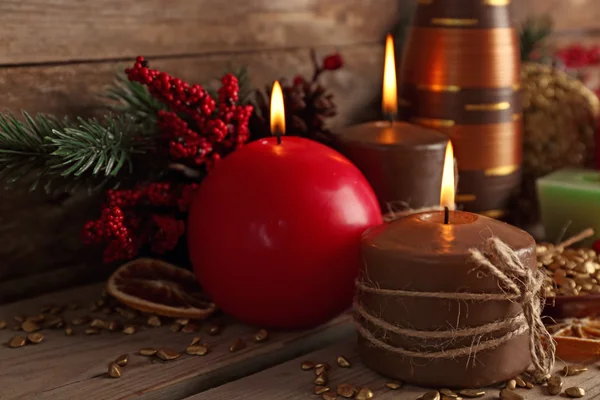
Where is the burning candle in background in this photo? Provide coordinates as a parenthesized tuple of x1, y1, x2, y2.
(335, 34, 449, 213)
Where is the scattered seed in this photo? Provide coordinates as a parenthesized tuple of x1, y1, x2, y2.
(253, 329, 268, 342)
(27, 333, 44, 344)
(182, 323, 199, 333)
(547, 375, 563, 396)
(355, 387, 374, 400)
(123, 325, 137, 335)
(301, 361, 315, 370)
(564, 365, 588, 376)
(322, 393, 337, 400)
(0, 320, 6, 330)
(190, 337, 201, 346)
(440, 389, 458, 398)
(8, 336, 26, 348)
(116, 307, 137, 320)
(208, 323, 222, 335)
(107, 362, 121, 378)
(176, 318, 190, 325)
(314, 373, 328, 386)
(337, 383, 357, 398)
(21, 320, 40, 333)
(386, 382, 403, 390)
(170, 323, 181, 333)
(337, 355, 351, 368)
(458, 389, 485, 398)
(421, 391, 440, 400)
(139, 348, 157, 356)
(85, 327, 100, 335)
(89, 318, 106, 329)
(514, 376, 527, 388)
(156, 348, 181, 361)
(565, 387, 585, 398)
(45, 317, 64, 329)
(28, 314, 45, 323)
(315, 362, 331, 370)
(107, 320, 122, 332)
(229, 338, 246, 352)
(187, 344, 209, 356)
(525, 381, 534, 389)
(115, 354, 129, 367)
(13, 315, 24, 323)
(500, 389, 523, 400)
(147, 316, 161, 327)
(64, 327, 74, 336)
(315, 386, 330, 395)
(71, 317, 89, 326)
(506, 380, 517, 390)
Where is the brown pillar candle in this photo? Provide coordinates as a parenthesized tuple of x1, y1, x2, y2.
(336, 122, 448, 211)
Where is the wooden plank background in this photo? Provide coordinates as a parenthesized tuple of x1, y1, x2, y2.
(0, 0, 599, 301)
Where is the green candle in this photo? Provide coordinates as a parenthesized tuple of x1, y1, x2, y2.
(537, 168, 600, 245)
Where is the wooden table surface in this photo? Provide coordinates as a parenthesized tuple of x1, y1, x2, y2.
(2, 284, 600, 400)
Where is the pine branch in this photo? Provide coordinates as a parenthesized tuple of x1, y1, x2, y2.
(520, 15, 554, 61)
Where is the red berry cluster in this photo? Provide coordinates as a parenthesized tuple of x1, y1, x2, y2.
(556, 45, 600, 69)
(126, 57, 253, 169)
(82, 182, 197, 263)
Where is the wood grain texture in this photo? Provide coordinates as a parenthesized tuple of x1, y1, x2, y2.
(0, 283, 354, 400)
(189, 340, 600, 400)
(0, 44, 384, 300)
(0, 0, 399, 65)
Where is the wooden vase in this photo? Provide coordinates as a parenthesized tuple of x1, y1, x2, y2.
(398, 0, 521, 219)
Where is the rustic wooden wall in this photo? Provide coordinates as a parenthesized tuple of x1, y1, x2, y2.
(0, 0, 598, 302)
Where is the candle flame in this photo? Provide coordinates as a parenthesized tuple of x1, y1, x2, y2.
(382, 33, 398, 116)
(270, 80, 285, 135)
(440, 142, 455, 208)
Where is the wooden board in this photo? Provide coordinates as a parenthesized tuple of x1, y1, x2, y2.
(0, 43, 384, 301)
(0, 0, 399, 65)
(189, 340, 600, 400)
(0, 283, 354, 400)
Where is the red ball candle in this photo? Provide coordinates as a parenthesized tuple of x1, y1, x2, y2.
(187, 82, 382, 329)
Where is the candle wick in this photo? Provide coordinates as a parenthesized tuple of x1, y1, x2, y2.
(444, 206, 449, 224)
(276, 133, 282, 145)
(387, 113, 395, 127)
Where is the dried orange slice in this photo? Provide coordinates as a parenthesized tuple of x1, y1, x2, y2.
(107, 258, 216, 319)
(548, 317, 600, 362)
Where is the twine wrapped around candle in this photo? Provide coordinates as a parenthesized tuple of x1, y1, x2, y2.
(354, 236, 555, 382)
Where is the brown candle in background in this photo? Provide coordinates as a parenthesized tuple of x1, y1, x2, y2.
(336, 121, 448, 211)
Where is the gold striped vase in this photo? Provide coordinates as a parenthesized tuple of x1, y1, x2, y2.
(398, 0, 521, 218)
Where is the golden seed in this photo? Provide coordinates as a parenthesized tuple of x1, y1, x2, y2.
(525, 381, 534, 389)
(314, 372, 328, 386)
(386, 382, 403, 390)
(459, 389, 485, 398)
(356, 387, 374, 400)
(253, 329, 269, 342)
(514, 376, 527, 388)
(208, 323, 222, 335)
(564, 365, 587, 376)
(547, 375, 563, 395)
(147, 316, 161, 327)
(440, 389, 458, 398)
(85, 327, 100, 335)
(175, 318, 189, 325)
(337, 383, 357, 398)
(115, 354, 129, 367)
(182, 323, 199, 333)
(89, 318, 106, 329)
(64, 327, 74, 336)
(337, 355, 351, 368)
(8, 335, 26, 348)
(107, 320, 122, 332)
(301, 361, 315, 370)
(123, 325, 137, 335)
(187, 344, 209, 356)
(315, 386, 329, 395)
(421, 391, 441, 400)
(49, 306, 63, 315)
(108, 362, 121, 378)
(116, 307, 137, 320)
(71, 317, 89, 326)
(322, 393, 337, 400)
(0, 320, 6, 330)
(139, 348, 157, 356)
(565, 387, 585, 398)
(170, 323, 181, 333)
(21, 320, 40, 333)
(27, 333, 44, 344)
(500, 389, 523, 400)
(315, 362, 331, 370)
(156, 348, 181, 361)
(190, 337, 201, 346)
(13, 315, 24, 323)
(229, 338, 246, 353)
(28, 314, 45, 323)
(442, 397, 460, 400)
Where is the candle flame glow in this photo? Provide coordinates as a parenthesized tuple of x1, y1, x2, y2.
(382, 33, 398, 116)
(270, 80, 285, 136)
(440, 142, 455, 208)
